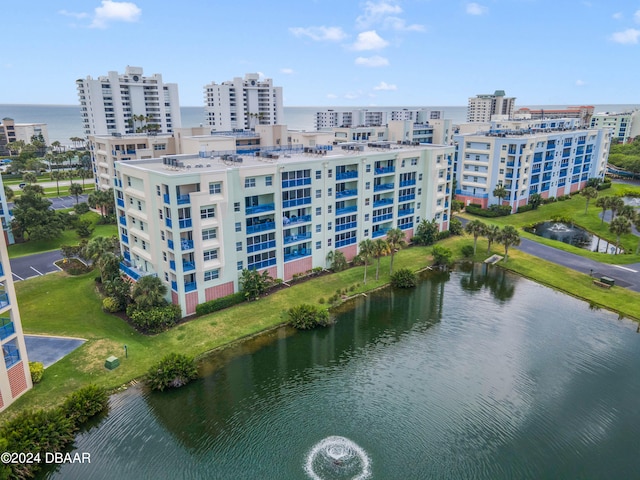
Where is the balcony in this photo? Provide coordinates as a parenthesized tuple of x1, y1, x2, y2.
(123, 251, 131, 261)
(373, 213, 393, 223)
(0, 318, 14, 341)
(335, 237, 357, 248)
(121, 234, 129, 245)
(0, 263, 3, 277)
(185, 282, 197, 293)
(399, 179, 416, 187)
(505, 173, 514, 179)
(282, 178, 311, 188)
(336, 206, 357, 216)
(284, 248, 312, 262)
(374, 198, 394, 207)
(544, 164, 553, 172)
(165, 218, 173, 228)
(532, 167, 541, 174)
(117, 198, 125, 208)
(248, 258, 277, 271)
(247, 221, 276, 234)
(119, 216, 126, 226)
(177, 194, 190, 205)
(372, 228, 389, 238)
(374, 183, 394, 192)
(163, 194, 170, 204)
(336, 189, 358, 199)
(335, 221, 357, 232)
(398, 208, 414, 217)
(169, 260, 176, 271)
(247, 240, 276, 253)
(375, 166, 395, 175)
(246, 203, 276, 215)
(183, 261, 196, 272)
(282, 197, 311, 208)
(336, 170, 358, 180)
(397, 194, 415, 203)
(3, 343, 20, 368)
(120, 262, 143, 281)
(284, 232, 312, 245)
(285, 215, 312, 226)
(506, 161, 515, 167)
(180, 239, 194, 250)
(179, 218, 192, 229)
(171, 281, 178, 291)
(167, 239, 174, 250)
(399, 222, 413, 230)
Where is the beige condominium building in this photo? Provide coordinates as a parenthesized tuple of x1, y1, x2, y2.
(114, 142, 453, 317)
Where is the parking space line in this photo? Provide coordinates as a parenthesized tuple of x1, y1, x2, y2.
(613, 265, 638, 273)
(30, 266, 44, 276)
(12, 272, 24, 281)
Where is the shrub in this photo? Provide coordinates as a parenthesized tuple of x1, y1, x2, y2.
(431, 245, 453, 267)
(461, 245, 475, 258)
(390, 268, 417, 288)
(318, 297, 325, 304)
(437, 230, 451, 241)
(195, 292, 245, 316)
(517, 204, 533, 213)
(287, 304, 331, 330)
(349, 284, 357, 292)
(102, 296, 121, 313)
(451, 199, 464, 212)
(448, 217, 463, 235)
(62, 385, 108, 427)
(73, 202, 91, 214)
(466, 204, 511, 218)
(76, 218, 94, 238)
(597, 182, 612, 191)
(29, 361, 44, 384)
(147, 353, 198, 391)
(128, 304, 182, 334)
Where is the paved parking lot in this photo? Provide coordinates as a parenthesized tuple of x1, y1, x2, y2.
(10, 250, 63, 281)
(24, 335, 85, 368)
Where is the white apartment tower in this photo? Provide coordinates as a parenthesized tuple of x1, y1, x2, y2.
(204, 74, 284, 131)
(76, 66, 182, 136)
(467, 90, 516, 123)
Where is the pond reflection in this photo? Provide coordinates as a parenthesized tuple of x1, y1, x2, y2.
(459, 262, 516, 302)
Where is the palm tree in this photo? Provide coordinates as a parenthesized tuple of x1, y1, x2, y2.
(84, 236, 120, 265)
(385, 228, 406, 274)
(372, 239, 390, 281)
(609, 216, 631, 254)
(493, 184, 507, 205)
(609, 197, 625, 219)
(358, 239, 375, 285)
(50, 140, 62, 153)
(51, 171, 63, 197)
(595, 196, 611, 225)
(3, 185, 14, 202)
(484, 224, 500, 254)
(580, 186, 598, 214)
(618, 204, 636, 220)
(69, 183, 83, 203)
(131, 275, 168, 310)
(22, 172, 37, 185)
(464, 219, 486, 255)
(497, 225, 520, 262)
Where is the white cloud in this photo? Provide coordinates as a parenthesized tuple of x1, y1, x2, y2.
(355, 55, 389, 67)
(634, 10, 640, 23)
(280, 68, 294, 75)
(90, 1, 141, 28)
(373, 81, 397, 91)
(58, 10, 90, 19)
(466, 3, 488, 16)
(610, 28, 640, 44)
(383, 17, 425, 32)
(289, 26, 347, 41)
(326, 93, 338, 99)
(356, 1, 402, 29)
(575, 79, 586, 86)
(352, 30, 389, 51)
(344, 93, 360, 100)
(612, 12, 623, 20)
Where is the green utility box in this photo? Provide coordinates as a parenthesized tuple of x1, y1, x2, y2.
(105, 356, 120, 370)
(600, 276, 615, 287)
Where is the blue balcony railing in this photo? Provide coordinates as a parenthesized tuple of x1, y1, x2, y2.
(123, 251, 131, 261)
(336, 170, 358, 180)
(505, 173, 513, 179)
(3, 343, 20, 368)
(180, 239, 194, 250)
(374, 198, 394, 207)
(177, 194, 190, 205)
(0, 318, 15, 341)
(246, 203, 276, 215)
(167, 239, 174, 250)
(119, 262, 142, 281)
(284, 232, 312, 245)
(374, 183, 394, 192)
(185, 282, 197, 293)
(544, 164, 553, 171)
(117, 198, 125, 208)
(336, 206, 357, 216)
(335, 237, 357, 248)
(398, 208, 414, 217)
(282, 178, 311, 188)
(121, 234, 129, 244)
(247, 221, 276, 234)
(399, 179, 416, 187)
(532, 167, 541, 174)
(183, 261, 196, 272)
(336, 189, 358, 199)
(286, 215, 312, 226)
(372, 228, 389, 238)
(179, 219, 192, 229)
(169, 260, 176, 271)
(119, 216, 126, 226)
(248, 258, 277, 271)
(0, 262, 3, 277)
(284, 248, 312, 262)
(282, 198, 311, 208)
(375, 166, 395, 175)
(165, 218, 173, 228)
(373, 213, 393, 223)
(335, 221, 357, 232)
(397, 194, 415, 203)
(171, 281, 178, 291)
(247, 240, 276, 253)
(163, 194, 170, 204)
(456, 190, 489, 199)
(399, 222, 413, 230)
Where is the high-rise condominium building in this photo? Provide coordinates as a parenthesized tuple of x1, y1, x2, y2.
(76, 66, 182, 136)
(204, 74, 284, 131)
(0, 228, 32, 412)
(467, 90, 516, 123)
(0, 118, 49, 156)
(590, 110, 640, 143)
(114, 142, 453, 316)
(315, 109, 443, 130)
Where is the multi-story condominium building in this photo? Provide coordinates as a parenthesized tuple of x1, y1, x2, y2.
(76, 66, 182, 136)
(0, 231, 32, 412)
(514, 106, 594, 126)
(0, 176, 14, 245)
(590, 110, 640, 143)
(114, 142, 453, 316)
(454, 122, 611, 211)
(315, 109, 444, 130)
(0, 118, 49, 155)
(389, 109, 443, 122)
(204, 73, 284, 131)
(467, 90, 516, 123)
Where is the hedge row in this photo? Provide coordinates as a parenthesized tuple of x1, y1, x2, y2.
(195, 292, 245, 316)
(466, 204, 512, 217)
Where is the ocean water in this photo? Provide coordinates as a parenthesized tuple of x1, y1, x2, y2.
(1, 103, 638, 145)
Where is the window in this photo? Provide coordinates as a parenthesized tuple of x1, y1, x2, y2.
(365, 198, 370, 206)
(202, 228, 217, 240)
(142, 241, 147, 250)
(316, 170, 321, 179)
(365, 214, 370, 221)
(316, 189, 321, 198)
(316, 241, 321, 250)
(237, 261, 243, 271)
(328, 169, 333, 178)
(161, 231, 165, 241)
(204, 249, 218, 261)
(364, 229, 369, 237)
(234, 202, 240, 212)
(209, 182, 222, 194)
(366, 164, 371, 173)
(328, 221, 332, 230)
(204, 269, 220, 281)
(316, 207, 321, 216)
(236, 242, 243, 252)
(411, 158, 418, 166)
(328, 188, 332, 196)
(244, 178, 256, 188)
(328, 239, 332, 247)
(265, 176, 272, 186)
(158, 209, 163, 219)
(499, 169, 504, 174)
(164, 272, 169, 281)
(235, 222, 241, 232)
(137, 200, 142, 211)
(437, 185, 443, 192)
(156, 185, 161, 196)
(418, 188, 422, 195)
(328, 205, 332, 214)
(162, 252, 167, 262)
(366, 181, 370, 190)
(201, 206, 216, 219)
(316, 224, 321, 233)
(401, 160, 406, 168)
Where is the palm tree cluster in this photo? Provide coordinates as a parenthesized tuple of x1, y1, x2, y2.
(593, 195, 640, 254)
(357, 228, 407, 284)
(464, 220, 521, 261)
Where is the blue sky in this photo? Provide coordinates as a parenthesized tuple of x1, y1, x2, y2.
(2, 0, 639, 106)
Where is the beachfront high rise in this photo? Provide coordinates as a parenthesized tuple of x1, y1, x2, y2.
(204, 74, 284, 131)
(0, 229, 32, 412)
(454, 119, 611, 212)
(114, 141, 453, 317)
(0, 118, 49, 156)
(315, 109, 444, 130)
(590, 110, 640, 143)
(76, 66, 182, 136)
(467, 90, 516, 123)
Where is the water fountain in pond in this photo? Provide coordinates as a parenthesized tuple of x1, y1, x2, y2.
(548, 223, 573, 233)
(529, 222, 622, 254)
(305, 436, 371, 480)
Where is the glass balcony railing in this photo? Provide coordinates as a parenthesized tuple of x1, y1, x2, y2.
(0, 318, 15, 341)
(165, 218, 173, 228)
(283, 232, 312, 245)
(335, 221, 357, 232)
(119, 216, 126, 226)
(282, 178, 311, 188)
(399, 179, 416, 187)
(167, 239, 174, 250)
(247, 221, 276, 234)
(374, 198, 394, 207)
(246, 203, 276, 215)
(177, 194, 190, 205)
(336, 189, 357, 199)
(163, 194, 170, 204)
(247, 240, 276, 253)
(336, 170, 358, 180)
(373, 213, 393, 223)
(169, 260, 176, 271)
(121, 234, 129, 244)
(398, 208, 414, 217)
(284, 248, 311, 262)
(372, 228, 389, 238)
(119, 262, 142, 281)
(336, 206, 357, 216)
(374, 183, 394, 192)
(179, 219, 192, 229)
(397, 194, 415, 203)
(185, 282, 197, 292)
(180, 239, 194, 250)
(282, 198, 311, 208)
(375, 166, 395, 175)
(183, 261, 196, 272)
(3, 343, 20, 368)
(248, 258, 277, 271)
(123, 251, 131, 261)
(399, 222, 413, 230)
(335, 237, 356, 248)
(117, 198, 125, 208)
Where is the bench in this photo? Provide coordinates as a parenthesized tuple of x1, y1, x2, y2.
(592, 280, 611, 289)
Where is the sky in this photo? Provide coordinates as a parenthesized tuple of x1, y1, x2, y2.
(1, 0, 639, 107)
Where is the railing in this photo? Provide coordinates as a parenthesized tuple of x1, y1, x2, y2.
(180, 240, 194, 250)
(119, 216, 126, 226)
(373, 213, 393, 223)
(0, 263, 4, 277)
(286, 215, 312, 226)
(398, 208, 414, 217)
(374, 183, 394, 192)
(544, 164, 553, 171)
(284, 232, 312, 245)
(282, 198, 311, 208)
(169, 260, 176, 271)
(335, 221, 357, 232)
(0, 318, 15, 341)
(247, 240, 276, 253)
(335, 237, 357, 248)
(119, 262, 142, 280)
(336, 206, 357, 216)
(167, 239, 174, 250)
(179, 219, 192, 229)
(248, 258, 277, 270)
(177, 194, 190, 205)
(246, 203, 276, 215)
(399, 222, 413, 230)
(282, 178, 311, 188)
(374, 198, 394, 207)
(163, 194, 170, 204)
(455, 190, 489, 199)
(541, 184, 550, 192)
(123, 251, 131, 261)
(284, 248, 312, 262)
(171, 281, 178, 291)
(3, 344, 20, 369)
(505, 173, 513, 179)
(117, 198, 125, 208)
(185, 282, 197, 293)
(121, 234, 129, 244)
(506, 161, 515, 167)
(372, 228, 389, 238)
(165, 218, 173, 228)
(183, 261, 196, 272)
(397, 194, 415, 203)
(247, 221, 276, 234)
(375, 166, 395, 175)
(399, 179, 416, 187)
(336, 170, 358, 180)
(532, 167, 541, 174)
(336, 189, 357, 199)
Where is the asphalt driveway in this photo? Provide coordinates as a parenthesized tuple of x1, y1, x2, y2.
(10, 250, 63, 281)
(24, 335, 85, 368)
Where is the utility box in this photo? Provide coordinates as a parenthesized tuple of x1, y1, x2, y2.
(105, 356, 120, 370)
(600, 276, 615, 287)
